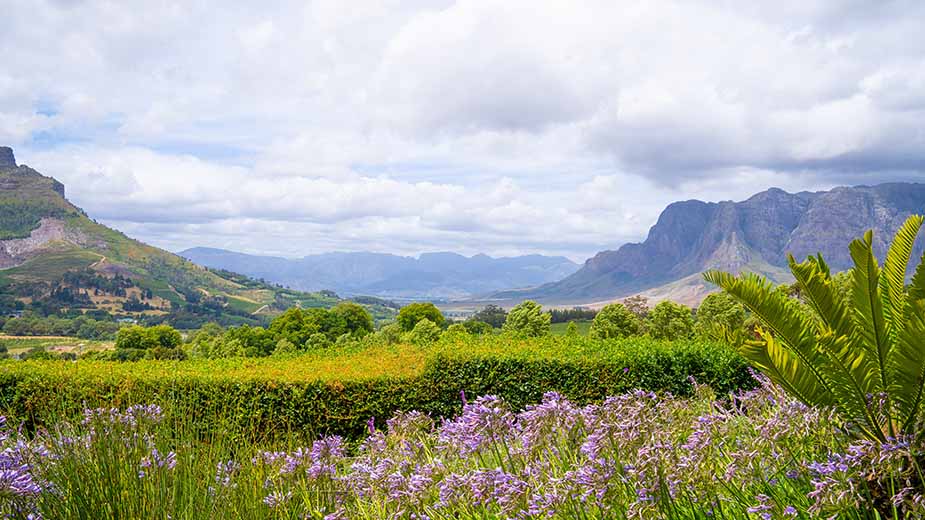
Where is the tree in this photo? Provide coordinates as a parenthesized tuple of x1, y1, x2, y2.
(622, 296, 650, 320)
(442, 323, 470, 341)
(148, 324, 182, 349)
(589, 303, 641, 340)
(647, 301, 695, 341)
(269, 308, 315, 346)
(704, 215, 925, 443)
(408, 318, 442, 346)
(273, 338, 298, 356)
(462, 320, 493, 335)
(306, 332, 332, 350)
(694, 292, 746, 338)
(472, 304, 508, 328)
(397, 303, 445, 332)
(332, 302, 374, 337)
(503, 301, 550, 337)
(565, 321, 579, 337)
(115, 325, 150, 350)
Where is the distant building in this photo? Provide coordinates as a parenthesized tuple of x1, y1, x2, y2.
(6, 310, 23, 319)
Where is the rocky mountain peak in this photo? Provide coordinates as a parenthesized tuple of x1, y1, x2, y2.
(0, 147, 16, 169)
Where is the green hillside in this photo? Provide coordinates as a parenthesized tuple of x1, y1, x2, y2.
(0, 153, 392, 326)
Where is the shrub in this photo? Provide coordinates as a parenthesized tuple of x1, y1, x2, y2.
(115, 325, 182, 350)
(376, 323, 403, 345)
(148, 347, 187, 361)
(462, 320, 492, 335)
(306, 332, 332, 350)
(408, 319, 442, 346)
(272, 339, 298, 356)
(694, 292, 746, 338)
(442, 323, 470, 341)
(502, 301, 550, 337)
(397, 303, 445, 331)
(647, 301, 695, 341)
(589, 303, 641, 340)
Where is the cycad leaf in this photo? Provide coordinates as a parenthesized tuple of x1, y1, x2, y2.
(910, 250, 925, 302)
(789, 255, 878, 395)
(890, 299, 925, 431)
(849, 231, 889, 395)
(739, 330, 834, 408)
(704, 270, 835, 404)
(880, 215, 924, 337)
(815, 332, 883, 439)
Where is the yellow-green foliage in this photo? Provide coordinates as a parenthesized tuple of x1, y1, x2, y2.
(0, 335, 751, 439)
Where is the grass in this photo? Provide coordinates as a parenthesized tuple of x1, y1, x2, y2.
(549, 320, 591, 336)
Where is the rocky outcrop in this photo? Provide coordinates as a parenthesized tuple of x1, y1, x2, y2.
(501, 182, 925, 303)
(0, 218, 93, 268)
(0, 147, 15, 169)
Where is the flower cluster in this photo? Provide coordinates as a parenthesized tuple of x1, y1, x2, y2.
(4, 380, 925, 519)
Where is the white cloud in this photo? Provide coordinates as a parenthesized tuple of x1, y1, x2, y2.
(3, 0, 925, 261)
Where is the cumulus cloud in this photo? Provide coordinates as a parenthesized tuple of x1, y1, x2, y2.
(3, 0, 925, 261)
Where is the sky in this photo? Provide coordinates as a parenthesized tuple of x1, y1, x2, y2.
(3, 0, 925, 263)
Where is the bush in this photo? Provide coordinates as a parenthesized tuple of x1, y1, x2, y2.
(272, 339, 298, 356)
(589, 303, 641, 340)
(376, 323, 403, 345)
(694, 292, 746, 337)
(408, 319, 442, 346)
(442, 323, 470, 341)
(462, 320, 493, 335)
(148, 347, 187, 361)
(502, 301, 550, 337)
(306, 332, 332, 350)
(115, 325, 182, 350)
(647, 301, 695, 341)
(397, 303, 445, 332)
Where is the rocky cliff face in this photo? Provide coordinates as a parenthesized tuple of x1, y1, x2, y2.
(501, 183, 925, 303)
(0, 147, 15, 169)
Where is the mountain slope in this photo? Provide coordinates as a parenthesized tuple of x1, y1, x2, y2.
(499, 183, 925, 305)
(180, 248, 579, 299)
(0, 147, 344, 325)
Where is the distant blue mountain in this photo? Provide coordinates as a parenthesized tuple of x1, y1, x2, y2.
(179, 247, 579, 299)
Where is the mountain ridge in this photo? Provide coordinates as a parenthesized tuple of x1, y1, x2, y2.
(0, 148, 354, 326)
(496, 182, 925, 306)
(180, 247, 579, 300)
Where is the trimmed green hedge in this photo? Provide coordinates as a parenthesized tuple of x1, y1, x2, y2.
(0, 339, 753, 440)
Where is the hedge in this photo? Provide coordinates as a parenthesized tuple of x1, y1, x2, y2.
(0, 338, 753, 440)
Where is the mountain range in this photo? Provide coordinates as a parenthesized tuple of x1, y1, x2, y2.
(180, 248, 579, 300)
(4, 143, 924, 315)
(0, 147, 363, 326)
(497, 183, 925, 306)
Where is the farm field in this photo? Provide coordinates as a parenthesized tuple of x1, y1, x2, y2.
(0, 334, 113, 356)
(549, 320, 591, 335)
